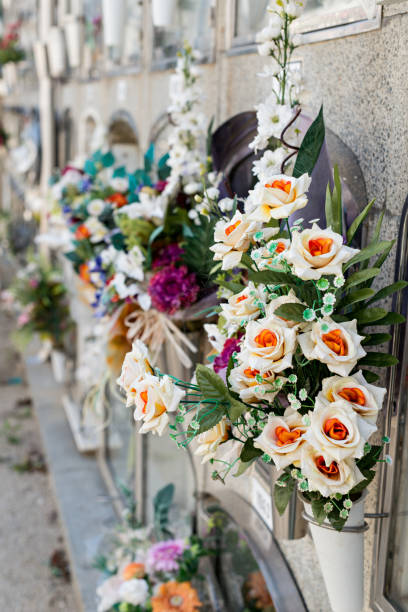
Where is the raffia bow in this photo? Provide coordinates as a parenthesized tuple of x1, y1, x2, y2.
(123, 308, 197, 369)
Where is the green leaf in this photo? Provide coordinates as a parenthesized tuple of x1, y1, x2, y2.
(339, 287, 375, 307)
(347, 199, 375, 245)
(228, 397, 248, 421)
(311, 499, 327, 526)
(325, 183, 333, 232)
(144, 143, 155, 173)
(102, 151, 115, 167)
(216, 278, 246, 295)
(372, 239, 396, 273)
(181, 215, 217, 284)
(194, 404, 226, 435)
(240, 438, 263, 463)
(234, 457, 258, 477)
(344, 240, 395, 271)
(275, 303, 305, 323)
(195, 365, 229, 403)
(206, 116, 215, 158)
(367, 280, 408, 305)
(331, 165, 343, 236)
(293, 105, 325, 178)
(247, 269, 296, 287)
(358, 353, 399, 367)
(327, 510, 347, 532)
(344, 268, 380, 290)
(374, 312, 405, 326)
(349, 470, 376, 495)
(357, 444, 382, 470)
(110, 232, 126, 250)
(362, 333, 392, 346)
(113, 165, 127, 178)
(353, 307, 388, 325)
(274, 477, 296, 516)
(361, 370, 379, 383)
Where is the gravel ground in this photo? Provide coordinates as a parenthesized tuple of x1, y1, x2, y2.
(0, 308, 78, 612)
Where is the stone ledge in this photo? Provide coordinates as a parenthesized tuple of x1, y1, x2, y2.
(24, 355, 117, 612)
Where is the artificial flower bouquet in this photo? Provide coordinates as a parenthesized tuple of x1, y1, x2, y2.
(0, 21, 25, 65)
(10, 255, 73, 350)
(96, 485, 213, 612)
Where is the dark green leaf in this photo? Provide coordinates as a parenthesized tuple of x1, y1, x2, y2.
(325, 183, 333, 232)
(240, 438, 263, 463)
(367, 280, 408, 305)
(347, 199, 376, 245)
(181, 215, 217, 283)
(374, 312, 405, 326)
(206, 116, 215, 158)
(144, 143, 155, 173)
(344, 240, 395, 271)
(248, 269, 296, 287)
(112, 165, 127, 178)
(339, 287, 375, 307)
(274, 477, 296, 516)
(110, 232, 126, 250)
(354, 307, 388, 325)
(228, 397, 248, 421)
(195, 365, 229, 402)
(344, 268, 380, 290)
(357, 444, 382, 470)
(362, 333, 392, 346)
(275, 303, 305, 323)
(194, 404, 226, 435)
(372, 240, 396, 272)
(311, 499, 327, 525)
(234, 457, 258, 477)
(331, 165, 343, 235)
(358, 353, 399, 367)
(361, 370, 379, 383)
(293, 105, 325, 178)
(102, 151, 115, 167)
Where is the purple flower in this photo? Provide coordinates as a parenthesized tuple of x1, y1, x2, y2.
(152, 244, 184, 269)
(147, 539, 186, 574)
(148, 265, 199, 314)
(213, 337, 242, 373)
(79, 177, 92, 193)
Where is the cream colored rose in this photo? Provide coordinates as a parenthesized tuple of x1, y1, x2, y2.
(221, 282, 265, 336)
(251, 238, 290, 271)
(307, 400, 376, 463)
(228, 363, 280, 405)
(117, 340, 154, 406)
(133, 374, 185, 436)
(285, 224, 359, 280)
(254, 409, 307, 470)
(316, 371, 386, 424)
(248, 173, 311, 222)
(300, 444, 365, 497)
(194, 417, 230, 463)
(210, 211, 278, 270)
(298, 319, 366, 376)
(265, 290, 306, 329)
(239, 316, 297, 373)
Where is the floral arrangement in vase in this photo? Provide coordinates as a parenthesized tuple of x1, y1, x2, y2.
(116, 0, 406, 531)
(0, 21, 25, 65)
(10, 255, 72, 350)
(95, 485, 213, 612)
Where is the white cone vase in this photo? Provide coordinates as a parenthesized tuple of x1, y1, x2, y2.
(33, 41, 49, 79)
(51, 349, 67, 383)
(102, 0, 125, 49)
(64, 16, 83, 69)
(2, 62, 18, 89)
(302, 494, 366, 612)
(47, 26, 66, 78)
(151, 0, 177, 28)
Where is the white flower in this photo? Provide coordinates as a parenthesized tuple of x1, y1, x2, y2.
(249, 174, 311, 222)
(256, 14, 283, 43)
(111, 273, 138, 300)
(194, 417, 230, 463)
(265, 290, 305, 329)
(220, 282, 265, 335)
(239, 316, 297, 373)
(285, 223, 359, 280)
(298, 319, 366, 376)
(115, 246, 145, 282)
(204, 324, 226, 353)
(118, 579, 149, 607)
(110, 176, 129, 193)
(229, 363, 280, 405)
(133, 374, 185, 435)
(100, 245, 119, 266)
(300, 444, 365, 497)
(117, 341, 154, 405)
(254, 409, 307, 470)
(307, 400, 376, 462)
(218, 197, 235, 213)
(84, 217, 108, 243)
(97, 575, 122, 612)
(258, 41, 276, 57)
(251, 238, 290, 271)
(286, 0, 305, 18)
(250, 100, 294, 151)
(87, 198, 105, 216)
(316, 371, 386, 424)
(210, 211, 268, 270)
(252, 149, 287, 183)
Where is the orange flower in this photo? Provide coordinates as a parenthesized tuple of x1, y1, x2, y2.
(254, 329, 277, 348)
(151, 581, 201, 612)
(122, 562, 145, 580)
(225, 219, 241, 236)
(75, 224, 91, 239)
(315, 455, 340, 479)
(275, 425, 302, 447)
(338, 387, 366, 406)
(79, 263, 91, 283)
(107, 192, 128, 208)
(265, 178, 292, 194)
(321, 329, 348, 356)
(323, 417, 349, 441)
(308, 237, 333, 257)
